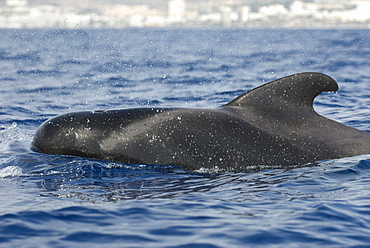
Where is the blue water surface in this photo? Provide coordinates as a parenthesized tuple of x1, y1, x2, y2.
(1, 29, 370, 247)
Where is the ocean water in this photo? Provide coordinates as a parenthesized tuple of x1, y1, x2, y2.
(1, 28, 370, 247)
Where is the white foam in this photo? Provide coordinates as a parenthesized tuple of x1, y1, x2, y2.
(0, 166, 23, 178)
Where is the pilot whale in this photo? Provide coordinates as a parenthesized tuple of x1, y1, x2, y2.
(32, 72, 370, 171)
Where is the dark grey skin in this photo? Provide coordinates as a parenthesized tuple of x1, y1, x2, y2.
(32, 72, 370, 171)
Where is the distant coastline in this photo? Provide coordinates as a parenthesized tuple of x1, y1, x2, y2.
(1, 0, 369, 29)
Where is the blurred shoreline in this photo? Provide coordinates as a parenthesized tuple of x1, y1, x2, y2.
(1, 0, 370, 29)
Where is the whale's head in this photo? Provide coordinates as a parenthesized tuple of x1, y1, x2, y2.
(32, 112, 102, 158)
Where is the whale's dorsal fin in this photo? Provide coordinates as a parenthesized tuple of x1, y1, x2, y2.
(225, 72, 338, 113)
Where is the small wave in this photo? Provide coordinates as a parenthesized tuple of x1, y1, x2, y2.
(17, 69, 64, 77)
(59, 59, 87, 65)
(0, 51, 41, 61)
(0, 122, 31, 143)
(0, 166, 22, 178)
